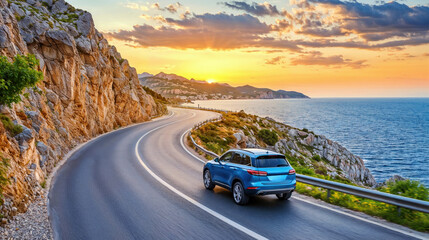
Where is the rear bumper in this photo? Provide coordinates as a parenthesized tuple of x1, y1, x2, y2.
(245, 180, 296, 196)
(255, 188, 295, 195)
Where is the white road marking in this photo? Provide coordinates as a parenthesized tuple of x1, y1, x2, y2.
(135, 111, 269, 240)
(179, 123, 428, 240)
(180, 129, 206, 163)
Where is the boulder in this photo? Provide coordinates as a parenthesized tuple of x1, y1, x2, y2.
(29, 163, 37, 170)
(76, 36, 92, 54)
(40, 0, 53, 7)
(386, 175, 406, 184)
(45, 30, 74, 47)
(0, 25, 10, 48)
(36, 141, 48, 156)
(15, 127, 33, 145)
(51, 0, 68, 15)
(76, 12, 94, 37)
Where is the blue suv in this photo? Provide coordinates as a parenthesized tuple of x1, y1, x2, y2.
(203, 148, 296, 205)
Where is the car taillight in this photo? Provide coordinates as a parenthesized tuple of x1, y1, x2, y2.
(247, 170, 267, 176)
(289, 169, 296, 174)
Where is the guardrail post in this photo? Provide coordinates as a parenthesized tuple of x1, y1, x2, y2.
(327, 189, 331, 201)
(397, 207, 401, 216)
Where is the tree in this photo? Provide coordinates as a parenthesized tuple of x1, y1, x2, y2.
(0, 54, 43, 106)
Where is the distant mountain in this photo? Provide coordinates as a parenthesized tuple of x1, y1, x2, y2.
(139, 72, 310, 100)
(138, 72, 153, 78)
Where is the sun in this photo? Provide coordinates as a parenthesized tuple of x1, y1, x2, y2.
(207, 79, 216, 84)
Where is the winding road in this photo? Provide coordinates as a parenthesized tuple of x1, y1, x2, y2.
(48, 108, 425, 240)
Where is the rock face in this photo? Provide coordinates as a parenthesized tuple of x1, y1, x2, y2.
(0, 0, 165, 219)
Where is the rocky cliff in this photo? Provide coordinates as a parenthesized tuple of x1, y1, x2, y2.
(0, 0, 165, 220)
(192, 111, 376, 186)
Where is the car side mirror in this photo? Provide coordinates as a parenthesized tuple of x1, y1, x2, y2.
(214, 157, 219, 162)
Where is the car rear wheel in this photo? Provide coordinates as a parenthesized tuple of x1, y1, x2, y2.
(233, 182, 249, 205)
(203, 169, 215, 190)
(276, 191, 292, 200)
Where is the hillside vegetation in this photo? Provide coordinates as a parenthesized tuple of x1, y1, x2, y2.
(0, 54, 43, 106)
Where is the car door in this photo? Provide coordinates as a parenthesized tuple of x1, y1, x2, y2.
(224, 152, 243, 185)
(212, 152, 233, 185)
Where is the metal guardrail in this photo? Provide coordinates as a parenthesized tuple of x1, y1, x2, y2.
(188, 131, 219, 158)
(187, 119, 429, 214)
(297, 174, 429, 213)
(189, 117, 222, 158)
(176, 105, 232, 114)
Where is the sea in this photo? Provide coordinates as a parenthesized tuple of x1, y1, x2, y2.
(183, 98, 429, 186)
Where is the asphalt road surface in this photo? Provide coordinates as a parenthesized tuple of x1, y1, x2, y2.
(49, 107, 425, 240)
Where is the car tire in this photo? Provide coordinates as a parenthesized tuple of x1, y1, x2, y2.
(232, 181, 249, 205)
(203, 169, 215, 190)
(276, 191, 292, 200)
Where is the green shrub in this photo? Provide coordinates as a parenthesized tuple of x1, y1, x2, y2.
(0, 154, 9, 205)
(15, 14, 25, 21)
(0, 54, 43, 106)
(0, 114, 23, 136)
(41, 2, 49, 8)
(296, 180, 429, 232)
(142, 86, 168, 104)
(295, 165, 316, 176)
(257, 129, 278, 146)
(40, 180, 46, 189)
(222, 114, 242, 129)
(312, 155, 322, 162)
(315, 166, 328, 175)
(382, 179, 428, 201)
(237, 110, 246, 118)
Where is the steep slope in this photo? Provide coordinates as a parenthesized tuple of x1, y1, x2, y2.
(0, 0, 165, 219)
(140, 72, 310, 100)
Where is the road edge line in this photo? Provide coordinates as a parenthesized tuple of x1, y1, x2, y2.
(180, 129, 206, 163)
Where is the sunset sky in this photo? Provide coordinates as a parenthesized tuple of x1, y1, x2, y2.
(67, 0, 429, 97)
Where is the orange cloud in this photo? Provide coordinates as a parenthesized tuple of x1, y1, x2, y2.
(291, 51, 367, 68)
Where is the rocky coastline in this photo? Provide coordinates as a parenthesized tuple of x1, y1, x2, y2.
(192, 110, 376, 186)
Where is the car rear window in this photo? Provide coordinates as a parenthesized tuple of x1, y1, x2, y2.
(256, 155, 289, 168)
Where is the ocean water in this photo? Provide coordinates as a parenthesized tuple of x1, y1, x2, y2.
(183, 98, 429, 185)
